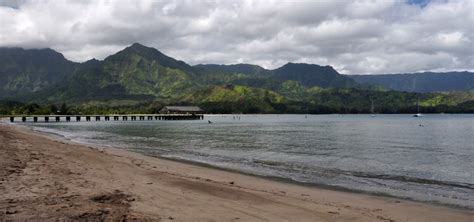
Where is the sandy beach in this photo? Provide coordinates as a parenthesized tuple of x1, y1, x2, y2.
(0, 122, 472, 221)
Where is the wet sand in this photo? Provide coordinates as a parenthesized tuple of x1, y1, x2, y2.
(0, 122, 472, 221)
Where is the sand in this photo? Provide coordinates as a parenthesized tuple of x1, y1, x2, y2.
(0, 122, 472, 221)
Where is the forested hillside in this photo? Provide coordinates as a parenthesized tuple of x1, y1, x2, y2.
(349, 72, 474, 92)
(1, 43, 473, 114)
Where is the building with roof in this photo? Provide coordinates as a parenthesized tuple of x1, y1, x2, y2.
(159, 106, 204, 114)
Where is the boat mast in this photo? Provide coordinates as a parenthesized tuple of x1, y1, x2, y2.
(417, 98, 420, 113)
(371, 99, 375, 114)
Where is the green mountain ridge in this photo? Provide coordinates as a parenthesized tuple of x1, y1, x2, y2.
(0, 47, 77, 96)
(273, 63, 357, 88)
(0, 43, 473, 114)
(349, 72, 474, 93)
(194, 63, 267, 76)
(16, 43, 198, 103)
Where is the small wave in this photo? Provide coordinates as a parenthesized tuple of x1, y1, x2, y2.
(348, 172, 474, 190)
(253, 159, 282, 166)
(250, 159, 474, 190)
(30, 126, 73, 140)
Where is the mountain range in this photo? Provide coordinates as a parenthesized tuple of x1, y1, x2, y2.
(350, 72, 474, 93)
(1, 43, 473, 114)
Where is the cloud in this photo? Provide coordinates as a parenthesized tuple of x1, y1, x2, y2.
(0, 0, 472, 74)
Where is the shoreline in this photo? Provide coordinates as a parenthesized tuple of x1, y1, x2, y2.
(157, 155, 473, 211)
(1, 122, 473, 221)
(23, 120, 473, 211)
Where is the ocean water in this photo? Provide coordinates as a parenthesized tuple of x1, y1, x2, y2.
(21, 114, 474, 209)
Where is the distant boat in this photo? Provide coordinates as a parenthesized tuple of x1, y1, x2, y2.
(413, 99, 423, 117)
(370, 99, 376, 117)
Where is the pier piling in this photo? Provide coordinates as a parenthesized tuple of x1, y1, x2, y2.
(6, 114, 203, 123)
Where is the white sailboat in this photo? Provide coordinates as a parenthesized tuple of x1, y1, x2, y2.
(413, 99, 423, 117)
(370, 99, 376, 117)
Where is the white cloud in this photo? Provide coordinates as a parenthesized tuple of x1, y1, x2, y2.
(435, 32, 468, 48)
(0, 0, 472, 74)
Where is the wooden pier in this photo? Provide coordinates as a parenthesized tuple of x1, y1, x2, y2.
(5, 114, 204, 123)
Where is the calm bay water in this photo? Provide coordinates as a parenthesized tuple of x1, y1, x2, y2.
(23, 114, 474, 208)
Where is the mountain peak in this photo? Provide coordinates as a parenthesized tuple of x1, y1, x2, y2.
(274, 62, 356, 87)
(84, 58, 99, 62)
(131, 42, 144, 47)
(194, 63, 267, 75)
(129, 42, 150, 50)
(0, 47, 68, 61)
(105, 43, 195, 74)
(278, 62, 339, 75)
(80, 58, 102, 69)
(122, 42, 163, 56)
(282, 62, 332, 69)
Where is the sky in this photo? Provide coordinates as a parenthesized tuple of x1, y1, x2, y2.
(0, 0, 472, 74)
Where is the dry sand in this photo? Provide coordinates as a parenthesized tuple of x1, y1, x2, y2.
(0, 122, 472, 221)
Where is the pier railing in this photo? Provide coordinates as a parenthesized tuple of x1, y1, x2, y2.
(3, 114, 204, 123)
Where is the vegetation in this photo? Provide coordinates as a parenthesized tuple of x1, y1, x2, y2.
(2, 87, 472, 115)
(0, 43, 473, 115)
(179, 85, 286, 113)
(0, 100, 163, 116)
(350, 72, 474, 93)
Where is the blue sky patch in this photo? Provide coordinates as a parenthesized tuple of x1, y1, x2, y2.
(406, 0, 432, 8)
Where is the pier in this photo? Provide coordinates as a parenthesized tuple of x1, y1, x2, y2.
(5, 114, 204, 123)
